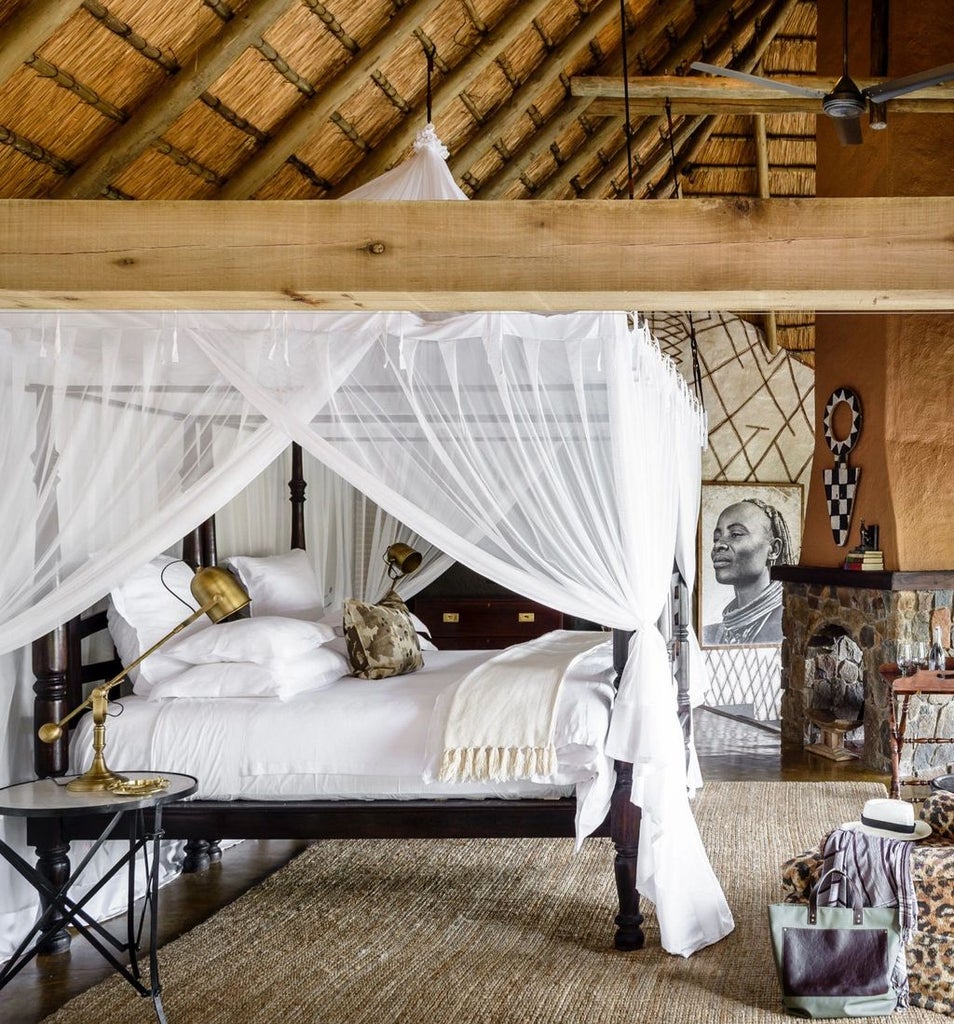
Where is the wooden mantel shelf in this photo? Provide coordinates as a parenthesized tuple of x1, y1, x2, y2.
(772, 566, 954, 590)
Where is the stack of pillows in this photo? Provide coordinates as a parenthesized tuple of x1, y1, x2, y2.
(107, 550, 435, 701)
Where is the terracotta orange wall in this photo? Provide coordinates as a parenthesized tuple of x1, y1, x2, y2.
(799, 0, 954, 570)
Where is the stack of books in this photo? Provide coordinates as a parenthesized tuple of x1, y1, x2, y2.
(844, 549, 885, 571)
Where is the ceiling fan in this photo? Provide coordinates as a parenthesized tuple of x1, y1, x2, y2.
(691, 0, 954, 144)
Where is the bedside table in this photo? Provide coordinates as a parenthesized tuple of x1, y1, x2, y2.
(0, 771, 197, 1024)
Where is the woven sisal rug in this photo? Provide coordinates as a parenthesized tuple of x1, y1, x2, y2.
(41, 781, 945, 1024)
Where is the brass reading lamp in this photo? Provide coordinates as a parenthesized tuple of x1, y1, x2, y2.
(384, 542, 422, 582)
(38, 565, 250, 794)
(380, 543, 422, 603)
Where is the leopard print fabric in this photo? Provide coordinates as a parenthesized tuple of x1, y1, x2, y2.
(920, 790, 954, 842)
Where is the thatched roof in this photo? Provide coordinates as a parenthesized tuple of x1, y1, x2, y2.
(0, 0, 827, 360)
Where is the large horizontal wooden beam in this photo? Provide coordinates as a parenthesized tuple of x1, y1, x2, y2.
(573, 76, 954, 116)
(1, 197, 952, 311)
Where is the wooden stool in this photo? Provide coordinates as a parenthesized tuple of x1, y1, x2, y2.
(804, 708, 863, 761)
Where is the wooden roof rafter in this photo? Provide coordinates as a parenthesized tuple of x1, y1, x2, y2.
(446, 0, 623, 183)
(53, 0, 301, 198)
(468, 0, 723, 201)
(217, 0, 451, 199)
(500, 0, 761, 201)
(324, 0, 559, 198)
(0, 1, 85, 86)
(577, 0, 798, 202)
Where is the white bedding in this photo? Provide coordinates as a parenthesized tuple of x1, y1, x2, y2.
(70, 639, 617, 842)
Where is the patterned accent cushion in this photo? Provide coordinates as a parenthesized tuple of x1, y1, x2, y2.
(343, 590, 424, 680)
(921, 790, 954, 841)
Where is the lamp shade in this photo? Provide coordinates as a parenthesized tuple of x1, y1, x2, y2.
(190, 565, 251, 622)
(385, 543, 422, 578)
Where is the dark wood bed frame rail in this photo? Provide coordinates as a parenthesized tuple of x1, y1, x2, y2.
(30, 443, 693, 956)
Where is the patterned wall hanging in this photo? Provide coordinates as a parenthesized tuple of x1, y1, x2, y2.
(821, 387, 863, 546)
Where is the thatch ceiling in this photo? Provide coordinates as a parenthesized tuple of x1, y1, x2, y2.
(0, 0, 828, 360)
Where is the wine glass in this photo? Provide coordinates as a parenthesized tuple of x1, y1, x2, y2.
(914, 641, 929, 670)
(896, 641, 913, 677)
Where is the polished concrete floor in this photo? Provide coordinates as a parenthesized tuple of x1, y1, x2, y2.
(1, 707, 889, 1024)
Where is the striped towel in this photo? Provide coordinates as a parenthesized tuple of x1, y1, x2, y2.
(818, 827, 916, 1009)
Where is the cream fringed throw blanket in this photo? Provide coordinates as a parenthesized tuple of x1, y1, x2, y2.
(438, 630, 610, 783)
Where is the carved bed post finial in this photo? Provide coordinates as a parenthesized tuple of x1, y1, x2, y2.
(289, 442, 307, 551)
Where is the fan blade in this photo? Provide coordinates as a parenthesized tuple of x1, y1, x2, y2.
(690, 62, 826, 98)
(866, 63, 954, 102)
(831, 116, 863, 146)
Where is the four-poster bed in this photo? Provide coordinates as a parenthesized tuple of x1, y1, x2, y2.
(29, 443, 692, 957)
(1, 302, 732, 963)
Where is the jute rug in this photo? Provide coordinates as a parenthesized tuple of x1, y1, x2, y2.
(41, 781, 946, 1024)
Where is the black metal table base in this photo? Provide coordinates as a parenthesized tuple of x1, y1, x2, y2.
(0, 804, 168, 1024)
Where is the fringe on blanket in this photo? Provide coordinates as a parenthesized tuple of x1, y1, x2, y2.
(439, 744, 558, 783)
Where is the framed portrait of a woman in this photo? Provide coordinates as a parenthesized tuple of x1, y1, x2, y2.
(699, 482, 803, 647)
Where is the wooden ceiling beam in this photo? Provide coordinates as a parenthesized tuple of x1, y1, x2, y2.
(325, 0, 556, 198)
(581, 0, 797, 200)
(0, 1, 85, 86)
(754, 111, 779, 354)
(447, 0, 622, 181)
(1, 197, 951, 312)
(53, 0, 300, 199)
(483, 0, 762, 201)
(217, 0, 450, 199)
(574, 76, 954, 116)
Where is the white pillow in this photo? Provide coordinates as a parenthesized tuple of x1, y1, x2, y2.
(408, 610, 437, 650)
(146, 662, 280, 700)
(224, 550, 323, 621)
(108, 555, 212, 693)
(317, 607, 346, 637)
(274, 646, 350, 699)
(145, 646, 350, 701)
(163, 615, 335, 665)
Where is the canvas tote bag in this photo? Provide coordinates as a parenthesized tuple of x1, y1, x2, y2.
(768, 867, 902, 1018)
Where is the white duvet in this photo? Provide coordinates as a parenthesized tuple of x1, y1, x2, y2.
(71, 640, 617, 843)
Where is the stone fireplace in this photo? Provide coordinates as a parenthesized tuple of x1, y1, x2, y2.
(776, 566, 954, 771)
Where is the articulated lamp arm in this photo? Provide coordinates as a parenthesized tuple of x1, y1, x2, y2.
(38, 565, 249, 792)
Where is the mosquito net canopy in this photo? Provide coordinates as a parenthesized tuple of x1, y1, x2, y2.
(0, 128, 730, 956)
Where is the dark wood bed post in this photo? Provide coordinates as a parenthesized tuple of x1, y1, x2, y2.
(609, 627, 644, 950)
(180, 511, 224, 874)
(289, 442, 307, 550)
(181, 419, 223, 871)
(182, 516, 217, 570)
(31, 626, 76, 953)
(674, 575, 693, 760)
